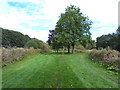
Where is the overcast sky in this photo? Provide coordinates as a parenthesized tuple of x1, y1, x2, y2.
(0, 0, 119, 42)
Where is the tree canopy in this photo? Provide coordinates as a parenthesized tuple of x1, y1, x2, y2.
(2, 28, 31, 48)
(48, 5, 93, 53)
(96, 27, 120, 52)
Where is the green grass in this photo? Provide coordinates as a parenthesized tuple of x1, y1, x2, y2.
(2, 54, 118, 88)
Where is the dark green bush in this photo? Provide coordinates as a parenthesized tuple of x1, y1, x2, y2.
(25, 39, 52, 53)
(2, 28, 31, 47)
(25, 40, 38, 49)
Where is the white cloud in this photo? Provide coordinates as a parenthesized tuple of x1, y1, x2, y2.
(0, 0, 119, 42)
(91, 27, 117, 40)
(20, 29, 49, 42)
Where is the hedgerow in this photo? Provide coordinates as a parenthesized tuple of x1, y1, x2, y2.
(2, 47, 41, 67)
(89, 49, 120, 71)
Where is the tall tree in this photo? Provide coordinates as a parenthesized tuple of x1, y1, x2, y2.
(55, 5, 92, 53)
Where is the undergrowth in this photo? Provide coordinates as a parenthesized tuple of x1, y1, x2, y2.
(89, 48, 120, 71)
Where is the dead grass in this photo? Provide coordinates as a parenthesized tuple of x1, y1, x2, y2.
(89, 49, 120, 71)
(2, 47, 41, 67)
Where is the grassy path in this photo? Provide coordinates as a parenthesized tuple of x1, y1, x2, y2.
(2, 54, 118, 88)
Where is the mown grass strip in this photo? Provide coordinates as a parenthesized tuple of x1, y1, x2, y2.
(2, 54, 118, 88)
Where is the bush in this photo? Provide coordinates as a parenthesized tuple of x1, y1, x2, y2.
(74, 45, 86, 53)
(89, 49, 120, 71)
(25, 40, 38, 49)
(75, 44, 85, 50)
(2, 47, 41, 67)
(25, 39, 52, 52)
(74, 50, 86, 53)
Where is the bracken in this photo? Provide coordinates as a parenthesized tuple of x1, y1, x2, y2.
(2, 47, 41, 67)
(89, 49, 120, 71)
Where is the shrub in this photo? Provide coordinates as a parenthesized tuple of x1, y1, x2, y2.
(75, 44, 85, 50)
(74, 45, 86, 53)
(74, 50, 86, 53)
(25, 39, 52, 53)
(89, 49, 120, 71)
(2, 47, 41, 67)
(25, 40, 38, 49)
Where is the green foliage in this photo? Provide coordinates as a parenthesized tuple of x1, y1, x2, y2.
(55, 5, 93, 53)
(74, 44, 86, 53)
(96, 27, 120, 52)
(47, 30, 63, 52)
(74, 50, 86, 53)
(107, 66, 115, 70)
(25, 38, 52, 52)
(25, 40, 38, 49)
(85, 40, 96, 49)
(1, 27, 31, 47)
(75, 44, 85, 50)
(1, 27, 52, 53)
(33, 39, 44, 49)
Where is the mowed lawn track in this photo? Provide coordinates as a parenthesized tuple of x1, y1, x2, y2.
(2, 54, 118, 88)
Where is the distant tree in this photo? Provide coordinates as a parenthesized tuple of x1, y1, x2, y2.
(96, 27, 120, 51)
(96, 34, 112, 49)
(86, 40, 95, 49)
(55, 5, 92, 53)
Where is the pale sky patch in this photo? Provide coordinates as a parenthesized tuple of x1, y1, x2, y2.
(0, 0, 119, 42)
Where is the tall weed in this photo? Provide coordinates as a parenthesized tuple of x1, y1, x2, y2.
(2, 47, 41, 67)
(89, 49, 120, 71)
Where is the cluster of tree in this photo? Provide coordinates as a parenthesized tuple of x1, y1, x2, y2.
(47, 5, 95, 53)
(96, 27, 120, 51)
(2, 28, 31, 48)
(1, 28, 51, 50)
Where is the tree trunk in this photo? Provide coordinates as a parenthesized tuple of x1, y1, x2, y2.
(68, 43, 70, 53)
(62, 48, 64, 55)
(72, 42, 74, 54)
(57, 49, 58, 53)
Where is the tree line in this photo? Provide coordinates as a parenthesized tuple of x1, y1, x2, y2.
(1, 28, 31, 48)
(1, 28, 51, 51)
(96, 27, 120, 52)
